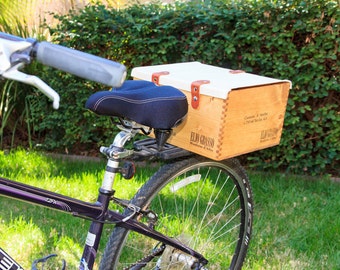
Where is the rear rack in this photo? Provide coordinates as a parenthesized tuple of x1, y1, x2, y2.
(133, 138, 193, 160)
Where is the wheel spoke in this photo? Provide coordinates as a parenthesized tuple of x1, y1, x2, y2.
(99, 158, 253, 270)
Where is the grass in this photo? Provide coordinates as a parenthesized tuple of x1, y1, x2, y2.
(0, 150, 339, 269)
(244, 171, 340, 270)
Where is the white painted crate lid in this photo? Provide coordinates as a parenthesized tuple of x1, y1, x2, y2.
(131, 62, 291, 99)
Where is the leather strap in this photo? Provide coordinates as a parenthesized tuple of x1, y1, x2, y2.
(191, 80, 210, 109)
(151, 71, 170, 85)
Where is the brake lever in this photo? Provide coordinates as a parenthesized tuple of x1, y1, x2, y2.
(0, 38, 32, 73)
(2, 63, 60, 109)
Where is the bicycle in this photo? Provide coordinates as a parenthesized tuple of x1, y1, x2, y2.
(0, 32, 253, 270)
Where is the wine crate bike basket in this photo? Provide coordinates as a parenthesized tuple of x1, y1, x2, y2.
(132, 62, 291, 160)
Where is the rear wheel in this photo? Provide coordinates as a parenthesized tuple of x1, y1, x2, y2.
(100, 157, 253, 269)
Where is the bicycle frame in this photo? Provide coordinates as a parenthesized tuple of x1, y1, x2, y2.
(0, 155, 207, 270)
(0, 32, 207, 269)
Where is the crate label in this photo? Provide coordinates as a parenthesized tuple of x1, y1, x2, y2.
(190, 132, 215, 151)
(260, 128, 280, 143)
(243, 112, 268, 125)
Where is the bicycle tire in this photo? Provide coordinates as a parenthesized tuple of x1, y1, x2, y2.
(99, 156, 253, 270)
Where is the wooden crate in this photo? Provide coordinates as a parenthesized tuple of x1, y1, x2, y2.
(132, 62, 291, 160)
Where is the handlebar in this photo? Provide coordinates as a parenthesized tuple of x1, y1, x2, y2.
(0, 32, 25, 41)
(36, 42, 127, 87)
(0, 32, 127, 109)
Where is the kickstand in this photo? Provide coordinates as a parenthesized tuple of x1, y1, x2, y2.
(31, 254, 66, 270)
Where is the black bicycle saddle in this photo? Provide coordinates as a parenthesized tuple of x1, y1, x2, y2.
(85, 80, 188, 130)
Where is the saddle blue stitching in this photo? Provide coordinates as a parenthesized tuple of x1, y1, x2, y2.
(93, 95, 186, 111)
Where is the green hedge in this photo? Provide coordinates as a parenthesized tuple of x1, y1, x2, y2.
(9, 0, 340, 175)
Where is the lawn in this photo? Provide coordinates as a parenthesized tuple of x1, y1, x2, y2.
(0, 150, 339, 269)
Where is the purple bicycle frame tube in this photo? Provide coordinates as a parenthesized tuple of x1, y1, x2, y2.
(0, 176, 103, 218)
(0, 176, 208, 267)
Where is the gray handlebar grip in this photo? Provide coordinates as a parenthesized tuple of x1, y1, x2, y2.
(36, 42, 127, 87)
